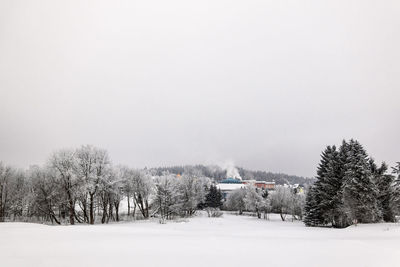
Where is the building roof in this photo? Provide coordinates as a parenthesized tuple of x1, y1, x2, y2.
(220, 178, 243, 184)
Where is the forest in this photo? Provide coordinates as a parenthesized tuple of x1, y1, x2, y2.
(153, 165, 312, 186)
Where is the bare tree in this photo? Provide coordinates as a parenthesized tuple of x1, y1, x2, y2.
(269, 186, 292, 221)
(120, 166, 134, 216)
(130, 170, 154, 219)
(74, 145, 110, 224)
(49, 149, 78, 225)
(28, 166, 61, 224)
(154, 174, 180, 222)
(244, 186, 266, 219)
(175, 174, 207, 217)
(0, 162, 13, 222)
(225, 188, 246, 215)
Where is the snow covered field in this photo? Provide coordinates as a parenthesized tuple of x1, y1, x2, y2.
(1, 213, 400, 267)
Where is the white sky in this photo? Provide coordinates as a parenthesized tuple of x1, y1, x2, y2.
(0, 0, 399, 177)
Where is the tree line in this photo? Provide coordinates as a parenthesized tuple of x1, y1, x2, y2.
(0, 145, 223, 224)
(304, 139, 400, 228)
(2, 140, 398, 228)
(153, 165, 313, 186)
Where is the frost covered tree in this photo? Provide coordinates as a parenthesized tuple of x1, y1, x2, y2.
(120, 166, 135, 216)
(269, 186, 291, 221)
(391, 162, 400, 216)
(110, 168, 125, 222)
(393, 162, 400, 180)
(153, 174, 210, 220)
(290, 189, 305, 221)
(98, 168, 123, 223)
(305, 139, 384, 228)
(154, 174, 180, 221)
(305, 145, 347, 227)
(131, 170, 154, 219)
(370, 160, 396, 222)
(28, 166, 62, 224)
(317, 145, 344, 226)
(304, 186, 322, 226)
(244, 186, 265, 219)
(342, 140, 381, 224)
(269, 186, 304, 221)
(2, 146, 227, 224)
(175, 174, 207, 216)
(74, 145, 110, 224)
(225, 188, 246, 215)
(74, 146, 97, 222)
(49, 149, 78, 225)
(0, 162, 15, 222)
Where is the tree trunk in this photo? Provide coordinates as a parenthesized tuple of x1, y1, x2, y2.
(280, 210, 286, 221)
(114, 201, 119, 222)
(69, 198, 75, 225)
(0, 201, 4, 222)
(101, 199, 108, 224)
(89, 193, 95, 224)
(144, 199, 149, 218)
(133, 202, 136, 219)
(0, 186, 7, 222)
(135, 194, 148, 219)
(107, 200, 113, 223)
(51, 213, 61, 224)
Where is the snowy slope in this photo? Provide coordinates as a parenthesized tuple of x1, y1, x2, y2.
(1, 213, 399, 267)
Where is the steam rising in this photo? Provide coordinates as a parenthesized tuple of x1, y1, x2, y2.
(221, 161, 242, 180)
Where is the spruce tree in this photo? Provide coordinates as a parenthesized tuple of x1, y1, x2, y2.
(304, 139, 385, 228)
(391, 162, 400, 216)
(331, 140, 351, 227)
(304, 186, 323, 226)
(304, 145, 345, 226)
(342, 140, 381, 223)
(370, 160, 396, 222)
(204, 185, 223, 208)
(316, 145, 345, 227)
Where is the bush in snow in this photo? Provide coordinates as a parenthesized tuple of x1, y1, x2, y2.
(205, 207, 223, 217)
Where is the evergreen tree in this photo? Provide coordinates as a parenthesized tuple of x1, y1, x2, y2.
(370, 160, 396, 222)
(391, 162, 400, 216)
(304, 186, 323, 226)
(304, 139, 385, 228)
(316, 145, 346, 227)
(332, 140, 351, 227)
(393, 162, 400, 179)
(262, 189, 268, 199)
(342, 140, 381, 224)
(204, 185, 223, 209)
(304, 145, 344, 226)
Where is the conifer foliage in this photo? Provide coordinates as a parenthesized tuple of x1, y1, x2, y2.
(305, 139, 398, 228)
(204, 185, 223, 209)
(392, 162, 400, 215)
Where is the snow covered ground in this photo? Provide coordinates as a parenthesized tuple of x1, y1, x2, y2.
(1, 213, 400, 267)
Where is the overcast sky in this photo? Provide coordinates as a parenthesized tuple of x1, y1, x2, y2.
(0, 0, 399, 177)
